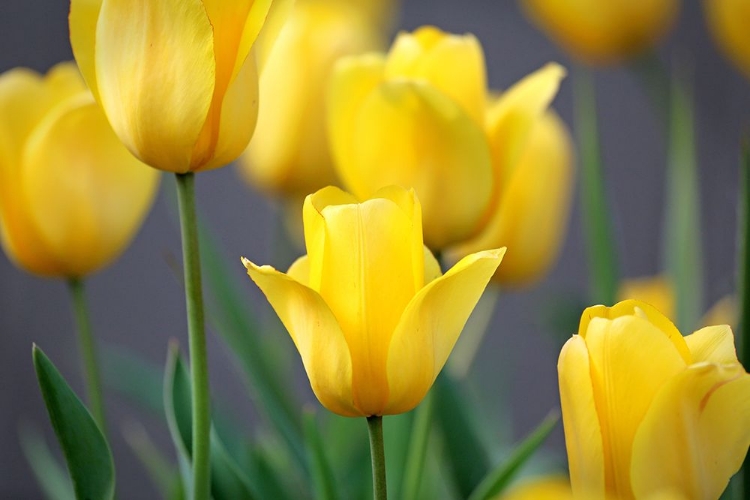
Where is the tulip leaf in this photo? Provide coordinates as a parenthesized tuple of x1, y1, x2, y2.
(738, 137, 750, 498)
(19, 424, 75, 500)
(466, 411, 559, 500)
(122, 421, 184, 500)
(400, 395, 434, 500)
(303, 409, 341, 500)
(32, 345, 115, 500)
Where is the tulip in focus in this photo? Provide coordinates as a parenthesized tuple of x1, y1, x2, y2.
(69, 0, 289, 173)
(243, 185, 504, 416)
(559, 300, 750, 499)
(328, 26, 494, 249)
(704, 0, 750, 80)
(521, 0, 680, 64)
(0, 63, 158, 278)
(450, 64, 574, 286)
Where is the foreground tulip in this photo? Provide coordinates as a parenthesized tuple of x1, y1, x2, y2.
(243, 185, 504, 417)
(0, 62, 157, 278)
(521, 0, 680, 64)
(69, 0, 287, 173)
(559, 300, 750, 499)
(704, 0, 750, 80)
(328, 26, 494, 249)
(240, 0, 383, 197)
(449, 64, 573, 286)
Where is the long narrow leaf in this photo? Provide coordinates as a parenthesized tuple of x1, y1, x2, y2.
(400, 395, 434, 500)
(738, 138, 750, 500)
(304, 410, 340, 500)
(19, 424, 75, 500)
(122, 421, 184, 500)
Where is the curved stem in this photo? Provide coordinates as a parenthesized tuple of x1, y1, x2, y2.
(67, 278, 107, 435)
(175, 172, 211, 500)
(367, 416, 388, 500)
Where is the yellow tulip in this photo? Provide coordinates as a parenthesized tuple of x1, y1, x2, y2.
(559, 300, 750, 499)
(69, 0, 290, 173)
(704, 0, 750, 80)
(521, 0, 680, 64)
(240, 0, 383, 197)
(327, 26, 495, 250)
(242, 185, 504, 416)
(499, 476, 573, 500)
(449, 64, 574, 286)
(0, 63, 158, 278)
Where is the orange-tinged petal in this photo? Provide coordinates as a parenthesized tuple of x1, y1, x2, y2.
(95, 0, 216, 172)
(242, 257, 358, 416)
(558, 335, 605, 499)
(631, 363, 750, 499)
(69, 0, 103, 100)
(705, 0, 750, 80)
(384, 248, 504, 414)
(685, 325, 738, 364)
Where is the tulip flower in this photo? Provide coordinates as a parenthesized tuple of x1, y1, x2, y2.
(69, 0, 289, 173)
(704, 0, 750, 80)
(559, 300, 750, 499)
(240, 0, 383, 197)
(449, 64, 573, 286)
(0, 62, 158, 278)
(243, 185, 504, 417)
(500, 476, 572, 500)
(521, 0, 680, 64)
(327, 26, 494, 250)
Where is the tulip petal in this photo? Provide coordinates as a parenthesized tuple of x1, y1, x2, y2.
(22, 95, 158, 277)
(69, 0, 103, 100)
(384, 248, 504, 414)
(685, 325, 738, 364)
(558, 335, 606, 498)
(616, 275, 675, 320)
(95, 0, 216, 172)
(705, 0, 750, 80)
(242, 258, 358, 417)
(631, 363, 750, 499)
(584, 314, 687, 497)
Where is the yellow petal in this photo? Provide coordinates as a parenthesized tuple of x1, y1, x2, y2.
(69, 0, 104, 100)
(344, 80, 493, 249)
(95, 0, 216, 172)
(242, 258, 358, 416)
(704, 0, 750, 80)
(584, 314, 687, 497)
(558, 335, 605, 499)
(384, 248, 504, 414)
(616, 275, 675, 321)
(22, 94, 158, 277)
(501, 476, 573, 500)
(700, 295, 737, 329)
(631, 363, 750, 499)
(685, 325, 738, 364)
(255, 0, 296, 71)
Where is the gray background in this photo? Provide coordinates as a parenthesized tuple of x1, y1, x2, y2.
(1, 0, 748, 498)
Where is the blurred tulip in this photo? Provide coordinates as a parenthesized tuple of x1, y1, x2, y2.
(0, 63, 158, 278)
(521, 0, 680, 64)
(559, 300, 750, 499)
(499, 476, 573, 500)
(243, 185, 504, 416)
(450, 64, 573, 286)
(704, 0, 750, 80)
(69, 0, 289, 173)
(240, 0, 383, 197)
(328, 26, 494, 249)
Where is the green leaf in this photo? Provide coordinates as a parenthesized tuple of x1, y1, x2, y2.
(303, 409, 340, 500)
(400, 395, 433, 500)
(32, 345, 115, 500)
(19, 424, 75, 500)
(738, 138, 750, 500)
(467, 412, 560, 500)
(122, 421, 184, 500)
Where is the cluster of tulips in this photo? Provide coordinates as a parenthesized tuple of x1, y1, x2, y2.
(2, 0, 750, 499)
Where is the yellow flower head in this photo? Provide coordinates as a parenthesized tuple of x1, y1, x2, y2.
(0, 63, 158, 278)
(559, 300, 750, 499)
(243, 185, 504, 416)
(521, 0, 680, 64)
(704, 0, 750, 80)
(69, 0, 291, 173)
(327, 26, 495, 250)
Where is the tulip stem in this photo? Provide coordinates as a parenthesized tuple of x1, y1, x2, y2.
(175, 172, 211, 500)
(367, 415, 388, 500)
(67, 278, 107, 436)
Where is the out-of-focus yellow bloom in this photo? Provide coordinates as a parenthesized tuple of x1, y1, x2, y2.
(243, 186, 504, 416)
(704, 0, 750, 80)
(240, 0, 383, 197)
(449, 64, 573, 286)
(69, 0, 290, 173)
(521, 0, 680, 64)
(499, 476, 573, 500)
(0, 63, 158, 278)
(327, 26, 494, 250)
(559, 300, 750, 499)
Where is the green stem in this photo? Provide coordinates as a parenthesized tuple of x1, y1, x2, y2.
(67, 279, 107, 435)
(175, 172, 211, 500)
(739, 139, 750, 499)
(367, 416, 388, 500)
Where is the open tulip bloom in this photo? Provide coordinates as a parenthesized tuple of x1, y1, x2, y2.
(559, 300, 750, 499)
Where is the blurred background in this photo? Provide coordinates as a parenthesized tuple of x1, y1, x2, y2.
(1, 0, 748, 497)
